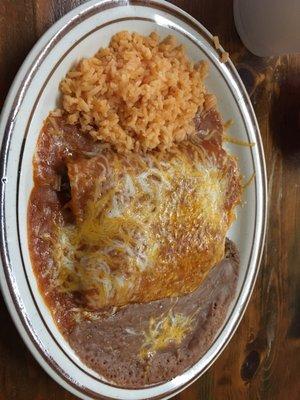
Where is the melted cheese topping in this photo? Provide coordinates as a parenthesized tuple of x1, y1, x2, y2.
(53, 142, 241, 308)
(140, 310, 194, 359)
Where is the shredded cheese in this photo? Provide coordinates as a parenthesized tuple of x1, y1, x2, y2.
(140, 310, 194, 359)
(53, 143, 241, 308)
(224, 134, 255, 147)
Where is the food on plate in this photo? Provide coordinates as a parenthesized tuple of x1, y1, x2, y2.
(28, 32, 242, 387)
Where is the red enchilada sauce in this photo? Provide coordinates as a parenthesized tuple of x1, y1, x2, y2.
(28, 109, 240, 387)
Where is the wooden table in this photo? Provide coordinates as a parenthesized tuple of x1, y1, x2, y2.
(0, 1, 299, 399)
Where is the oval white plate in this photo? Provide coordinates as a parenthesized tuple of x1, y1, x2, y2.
(0, 1, 267, 399)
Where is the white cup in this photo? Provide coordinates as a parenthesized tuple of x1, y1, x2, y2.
(234, 0, 300, 57)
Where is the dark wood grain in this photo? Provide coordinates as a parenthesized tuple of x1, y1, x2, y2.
(0, 1, 299, 399)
